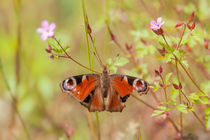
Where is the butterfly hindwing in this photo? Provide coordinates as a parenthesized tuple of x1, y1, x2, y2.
(105, 86, 125, 112)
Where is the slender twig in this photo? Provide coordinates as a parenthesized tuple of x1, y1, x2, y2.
(95, 112, 101, 140)
(179, 61, 208, 97)
(161, 35, 209, 98)
(0, 59, 31, 140)
(131, 94, 157, 110)
(167, 117, 180, 133)
(52, 37, 100, 74)
(191, 111, 206, 129)
(159, 74, 168, 106)
(82, 0, 91, 69)
(14, 0, 21, 85)
(87, 112, 97, 140)
(82, 2, 101, 140)
(175, 61, 183, 135)
(177, 24, 187, 50)
(131, 93, 181, 133)
(180, 90, 191, 105)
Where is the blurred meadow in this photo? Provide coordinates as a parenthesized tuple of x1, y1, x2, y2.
(0, 0, 210, 140)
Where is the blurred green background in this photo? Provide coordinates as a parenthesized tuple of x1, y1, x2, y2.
(0, 0, 210, 140)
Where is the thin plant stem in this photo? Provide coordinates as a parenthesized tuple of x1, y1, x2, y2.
(159, 74, 168, 106)
(52, 37, 100, 74)
(87, 112, 97, 140)
(180, 90, 191, 105)
(167, 117, 180, 133)
(0, 59, 31, 140)
(175, 61, 183, 135)
(131, 94, 157, 110)
(13, 0, 21, 85)
(82, 0, 91, 68)
(177, 24, 186, 50)
(95, 112, 101, 140)
(131, 93, 180, 133)
(161, 35, 209, 98)
(82, 1, 101, 140)
(89, 35, 104, 68)
(191, 111, 206, 129)
(179, 61, 208, 97)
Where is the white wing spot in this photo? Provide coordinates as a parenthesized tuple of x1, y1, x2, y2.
(82, 75, 86, 81)
(123, 76, 128, 82)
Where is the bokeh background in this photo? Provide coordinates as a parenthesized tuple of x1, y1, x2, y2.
(0, 0, 209, 140)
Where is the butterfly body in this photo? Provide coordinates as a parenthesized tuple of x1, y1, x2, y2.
(61, 68, 148, 112)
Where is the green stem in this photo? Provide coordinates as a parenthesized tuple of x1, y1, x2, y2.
(52, 37, 100, 74)
(175, 61, 183, 135)
(179, 61, 208, 97)
(159, 74, 168, 106)
(161, 35, 209, 98)
(131, 94, 157, 110)
(95, 112, 101, 140)
(177, 24, 186, 50)
(191, 111, 206, 130)
(82, 1, 101, 140)
(87, 112, 97, 140)
(0, 59, 31, 140)
(82, 0, 91, 68)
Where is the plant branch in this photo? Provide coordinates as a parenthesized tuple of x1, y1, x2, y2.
(191, 111, 206, 130)
(52, 37, 100, 74)
(177, 24, 186, 50)
(131, 93, 157, 110)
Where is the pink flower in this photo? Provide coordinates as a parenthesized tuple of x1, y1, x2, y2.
(150, 17, 165, 30)
(37, 20, 56, 41)
(64, 123, 74, 138)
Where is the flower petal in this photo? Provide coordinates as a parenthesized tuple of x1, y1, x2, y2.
(36, 28, 44, 33)
(159, 21, 165, 26)
(41, 20, 49, 29)
(41, 33, 48, 41)
(157, 17, 162, 24)
(150, 20, 156, 26)
(49, 23, 56, 31)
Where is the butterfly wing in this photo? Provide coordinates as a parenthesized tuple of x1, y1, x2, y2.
(106, 74, 148, 112)
(60, 74, 104, 112)
(111, 74, 148, 97)
(105, 86, 126, 112)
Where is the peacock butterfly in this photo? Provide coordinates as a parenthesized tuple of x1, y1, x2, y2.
(60, 66, 148, 112)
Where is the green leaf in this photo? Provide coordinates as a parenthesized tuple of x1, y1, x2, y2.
(204, 107, 210, 115)
(163, 53, 173, 63)
(205, 107, 210, 130)
(151, 82, 160, 92)
(170, 88, 179, 102)
(152, 110, 165, 117)
(206, 115, 210, 130)
(114, 57, 129, 66)
(189, 92, 210, 104)
(176, 104, 188, 113)
(106, 58, 112, 65)
(151, 106, 171, 117)
(164, 72, 172, 85)
(201, 81, 210, 93)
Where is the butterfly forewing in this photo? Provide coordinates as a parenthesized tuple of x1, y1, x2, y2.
(61, 74, 100, 101)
